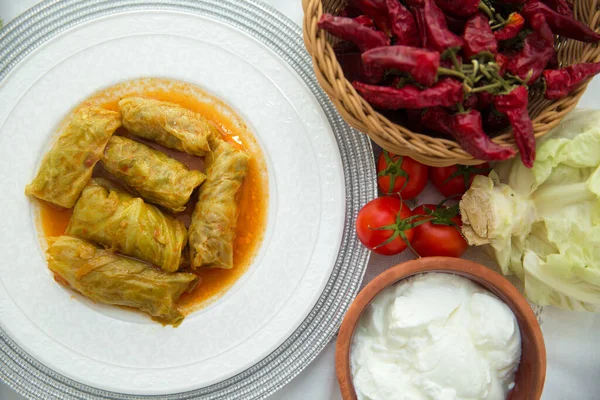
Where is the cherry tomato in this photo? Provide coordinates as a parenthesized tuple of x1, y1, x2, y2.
(377, 151, 428, 199)
(356, 196, 415, 255)
(410, 204, 468, 258)
(430, 163, 491, 198)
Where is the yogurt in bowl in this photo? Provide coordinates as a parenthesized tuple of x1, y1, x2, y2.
(335, 257, 546, 400)
(351, 273, 521, 400)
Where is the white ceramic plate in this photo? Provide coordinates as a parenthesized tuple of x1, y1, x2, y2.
(0, 1, 376, 399)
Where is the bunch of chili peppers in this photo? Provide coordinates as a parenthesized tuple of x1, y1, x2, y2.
(318, 0, 600, 168)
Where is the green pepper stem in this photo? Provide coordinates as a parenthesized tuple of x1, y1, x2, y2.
(438, 67, 469, 81)
(470, 82, 502, 93)
(478, 2, 494, 19)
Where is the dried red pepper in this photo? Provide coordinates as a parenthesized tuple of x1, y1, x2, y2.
(362, 45, 441, 86)
(413, 0, 464, 52)
(386, 0, 420, 47)
(522, 0, 600, 43)
(318, 14, 390, 52)
(506, 13, 555, 83)
(493, 86, 535, 167)
(352, 0, 392, 34)
(542, 62, 600, 99)
(434, 0, 480, 18)
(494, 13, 525, 42)
(495, 53, 509, 75)
(354, 15, 375, 27)
(353, 78, 464, 109)
(450, 109, 517, 161)
(463, 13, 497, 59)
(337, 52, 385, 83)
(422, 107, 454, 135)
(541, 0, 572, 16)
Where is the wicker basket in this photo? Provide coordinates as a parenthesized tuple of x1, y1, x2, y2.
(303, 0, 600, 166)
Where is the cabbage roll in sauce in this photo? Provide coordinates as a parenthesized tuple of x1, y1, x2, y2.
(47, 236, 197, 326)
(25, 106, 121, 208)
(119, 97, 217, 156)
(102, 136, 205, 212)
(66, 179, 187, 272)
(189, 138, 250, 269)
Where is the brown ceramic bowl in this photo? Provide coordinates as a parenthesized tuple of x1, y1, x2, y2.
(336, 257, 546, 400)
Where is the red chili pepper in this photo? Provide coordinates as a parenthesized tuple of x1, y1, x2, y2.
(352, 0, 393, 34)
(522, 0, 600, 43)
(450, 109, 517, 161)
(495, 53, 509, 76)
(506, 13, 554, 83)
(354, 15, 375, 27)
(318, 14, 390, 52)
(541, 0, 572, 16)
(463, 13, 497, 59)
(362, 45, 441, 86)
(336, 52, 385, 83)
(353, 78, 464, 109)
(434, 0, 479, 18)
(422, 107, 454, 135)
(386, 0, 420, 47)
(547, 48, 559, 69)
(493, 86, 535, 167)
(543, 62, 600, 99)
(494, 13, 525, 42)
(412, 0, 464, 52)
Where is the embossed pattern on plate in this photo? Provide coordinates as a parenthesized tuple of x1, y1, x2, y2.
(0, 1, 376, 399)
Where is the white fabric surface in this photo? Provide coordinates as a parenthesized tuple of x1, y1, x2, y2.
(1, 1, 599, 399)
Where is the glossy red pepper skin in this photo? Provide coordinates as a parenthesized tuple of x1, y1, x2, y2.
(353, 78, 464, 109)
(506, 13, 555, 83)
(362, 45, 441, 86)
(543, 62, 600, 99)
(386, 0, 421, 47)
(541, 0, 572, 16)
(434, 0, 479, 18)
(450, 110, 517, 161)
(493, 86, 535, 168)
(463, 13, 497, 59)
(318, 14, 391, 52)
(413, 0, 464, 52)
(522, 0, 600, 43)
(494, 13, 525, 41)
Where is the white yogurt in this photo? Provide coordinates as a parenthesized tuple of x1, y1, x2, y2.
(351, 273, 521, 400)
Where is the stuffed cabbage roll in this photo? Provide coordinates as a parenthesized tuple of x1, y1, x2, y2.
(119, 97, 217, 156)
(66, 179, 187, 272)
(47, 236, 197, 326)
(25, 106, 121, 208)
(189, 138, 250, 269)
(102, 136, 206, 212)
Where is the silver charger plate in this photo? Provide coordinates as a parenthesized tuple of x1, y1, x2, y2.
(0, 0, 376, 399)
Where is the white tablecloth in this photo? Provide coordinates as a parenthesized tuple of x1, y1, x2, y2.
(1, 1, 599, 399)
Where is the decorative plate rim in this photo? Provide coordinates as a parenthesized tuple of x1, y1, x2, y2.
(0, 0, 376, 399)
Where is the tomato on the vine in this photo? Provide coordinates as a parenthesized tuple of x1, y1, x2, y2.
(356, 196, 418, 255)
(410, 204, 468, 258)
(377, 151, 428, 199)
(430, 163, 491, 198)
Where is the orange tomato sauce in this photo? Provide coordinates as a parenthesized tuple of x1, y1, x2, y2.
(39, 79, 269, 312)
